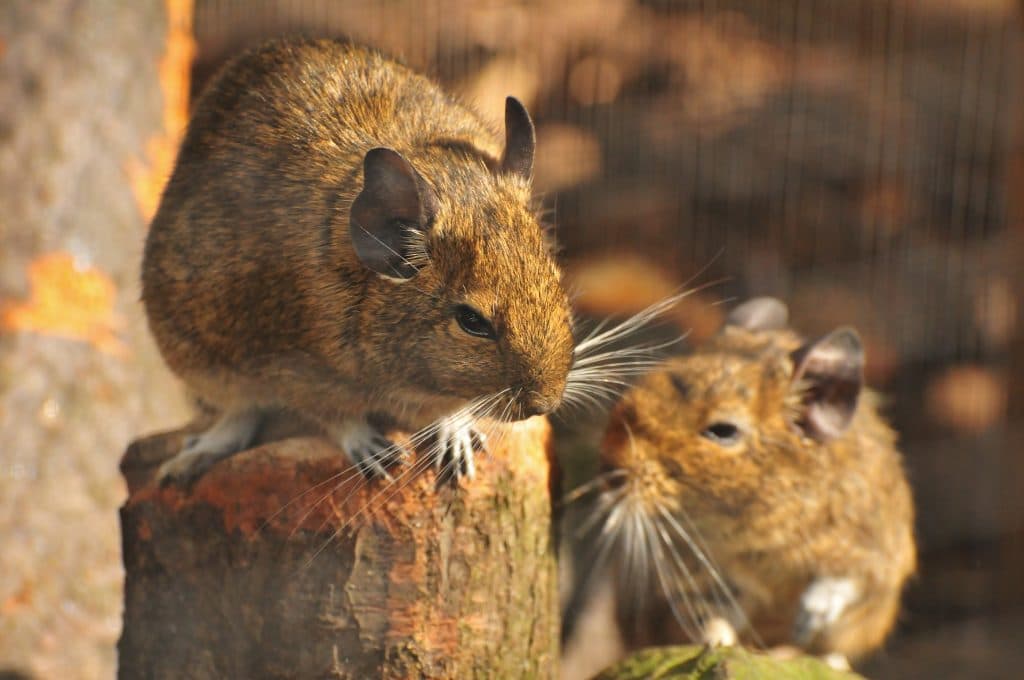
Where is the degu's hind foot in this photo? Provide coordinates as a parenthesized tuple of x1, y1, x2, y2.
(433, 414, 487, 484)
(329, 420, 408, 480)
(157, 409, 265, 487)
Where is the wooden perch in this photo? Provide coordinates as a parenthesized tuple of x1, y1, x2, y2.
(117, 415, 558, 679)
(594, 645, 864, 679)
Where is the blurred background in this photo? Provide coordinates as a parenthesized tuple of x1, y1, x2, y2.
(1, 1, 1021, 678)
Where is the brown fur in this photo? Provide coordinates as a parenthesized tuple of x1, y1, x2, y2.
(142, 39, 573, 441)
(598, 308, 915, 660)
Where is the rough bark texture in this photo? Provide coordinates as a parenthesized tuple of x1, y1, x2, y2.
(118, 415, 558, 679)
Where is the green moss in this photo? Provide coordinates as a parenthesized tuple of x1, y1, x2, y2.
(594, 645, 864, 680)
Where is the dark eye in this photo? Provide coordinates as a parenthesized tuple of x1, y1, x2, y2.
(702, 422, 741, 445)
(454, 304, 496, 340)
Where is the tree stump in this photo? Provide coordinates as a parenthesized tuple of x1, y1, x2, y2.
(118, 415, 558, 679)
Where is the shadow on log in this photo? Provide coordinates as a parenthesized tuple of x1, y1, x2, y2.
(117, 415, 558, 679)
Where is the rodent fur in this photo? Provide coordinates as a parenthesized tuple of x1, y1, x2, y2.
(142, 38, 573, 482)
(585, 297, 915, 661)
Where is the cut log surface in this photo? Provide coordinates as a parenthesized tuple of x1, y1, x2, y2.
(118, 416, 558, 679)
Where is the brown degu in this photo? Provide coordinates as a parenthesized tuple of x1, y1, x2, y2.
(142, 38, 573, 484)
(589, 297, 915, 661)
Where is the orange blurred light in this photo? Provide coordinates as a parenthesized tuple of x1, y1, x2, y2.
(1, 252, 126, 356)
(126, 0, 194, 224)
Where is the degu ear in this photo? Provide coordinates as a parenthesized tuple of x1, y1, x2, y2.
(500, 96, 535, 180)
(726, 297, 789, 332)
(350, 147, 437, 280)
(789, 327, 864, 441)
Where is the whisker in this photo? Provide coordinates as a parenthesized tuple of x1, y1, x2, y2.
(572, 276, 725, 359)
(564, 493, 629, 641)
(288, 409, 465, 554)
(299, 390, 513, 566)
(560, 470, 628, 507)
(651, 511, 716, 632)
(569, 339, 683, 369)
(657, 506, 762, 648)
(304, 425, 460, 563)
(575, 488, 629, 538)
(642, 509, 704, 642)
(258, 459, 369, 537)
(568, 363, 668, 381)
(558, 387, 607, 413)
(561, 293, 702, 414)
(299, 417, 446, 542)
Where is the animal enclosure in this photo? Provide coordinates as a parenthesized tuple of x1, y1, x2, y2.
(0, 1, 1021, 678)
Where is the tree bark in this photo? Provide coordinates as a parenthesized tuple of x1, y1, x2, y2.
(118, 415, 559, 679)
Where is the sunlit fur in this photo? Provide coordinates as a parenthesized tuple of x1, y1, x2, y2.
(142, 39, 573, 434)
(589, 324, 916, 659)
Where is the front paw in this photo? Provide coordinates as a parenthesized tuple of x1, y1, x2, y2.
(433, 415, 487, 484)
(701, 616, 738, 648)
(332, 421, 408, 480)
(794, 577, 859, 646)
(156, 410, 263, 488)
(157, 446, 221, 488)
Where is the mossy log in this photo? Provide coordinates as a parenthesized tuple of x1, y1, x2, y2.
(117, 415, 558, 679)
(595, 645, 864, 680)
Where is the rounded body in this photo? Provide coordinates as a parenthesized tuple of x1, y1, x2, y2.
(142, 39, 572, 438)
(593, 305, 915, 660)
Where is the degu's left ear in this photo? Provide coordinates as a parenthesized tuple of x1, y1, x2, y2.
(790, 327, 864, 441)
(726, 297, 789, 332)
(500, 96, 535, 180)
(350, 147, 437, 280)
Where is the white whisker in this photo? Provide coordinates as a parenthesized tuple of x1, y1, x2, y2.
(572, 287, 701, 359)
(297, 389, 511, 567)
(652, 511, 716, 626)
(560, 470, 628, 507)
(646, 517, 706, 642)
(657, 506, 762, 648)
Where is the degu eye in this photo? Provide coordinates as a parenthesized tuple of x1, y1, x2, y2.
(701, 421, 741, 445)
(454, 304, 496, 340)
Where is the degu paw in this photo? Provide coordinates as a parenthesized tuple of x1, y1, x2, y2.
(157, 446, 224, 488)
(433, 415, 487, 484)
(333, 420, 407, 480)
(793, 577, 859, 645)
(156, 410, 263, 487)
(701, 616, 738, 648)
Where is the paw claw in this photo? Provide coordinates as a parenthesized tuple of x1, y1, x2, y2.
(334, 422, 405, 480)
(472, 429, 488, 453)
(434, 416, 485, 484)
(155, 411, 262, 488)
(157, 451, 217, 488)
